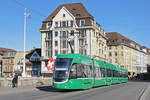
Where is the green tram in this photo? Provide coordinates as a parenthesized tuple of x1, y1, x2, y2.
(53, 54, 128, 89)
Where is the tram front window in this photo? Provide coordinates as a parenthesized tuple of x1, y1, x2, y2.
(55, 58, 73, 68)
(54, 70, 68, 82)
(54, 58, 73, 82)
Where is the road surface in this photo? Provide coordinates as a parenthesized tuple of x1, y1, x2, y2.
(0, 81, 150, 100)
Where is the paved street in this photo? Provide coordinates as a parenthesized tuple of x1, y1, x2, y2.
(0, 81, 150, 100)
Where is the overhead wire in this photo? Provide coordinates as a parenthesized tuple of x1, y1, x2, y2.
(11, 0, 47, 18)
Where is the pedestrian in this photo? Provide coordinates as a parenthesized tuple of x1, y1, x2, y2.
(12, 74, 18, 88)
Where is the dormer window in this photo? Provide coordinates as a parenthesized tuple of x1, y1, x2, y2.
(76, 14, 81, 17)
(63, 14, 65, 17)
(72, 8, 76, 10)
(80, 20, 85, 26)
(46, 21, 52, 28)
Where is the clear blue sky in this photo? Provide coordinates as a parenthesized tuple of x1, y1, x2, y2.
(0, 0, 150, 51)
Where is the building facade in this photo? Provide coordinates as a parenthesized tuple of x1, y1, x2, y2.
(2, 49, 16, 77)
(106, 32, 138, 78)
(0, 54, 2, 77)
(26, 48, 41, 77)
(106, 32, 150, 78)
(140, 46, 149, 73)
(40, 3, 107, 75)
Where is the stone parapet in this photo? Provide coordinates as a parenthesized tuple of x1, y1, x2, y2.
(0, 77, 52, 88)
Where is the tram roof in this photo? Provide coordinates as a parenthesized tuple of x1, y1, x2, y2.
(56, 53, 92, 65)
(57, 53, 91, 59)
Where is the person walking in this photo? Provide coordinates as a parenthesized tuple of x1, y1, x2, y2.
(12, 74, 18, 88)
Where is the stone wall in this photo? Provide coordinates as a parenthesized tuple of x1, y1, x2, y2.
(0, 77, 52, 88)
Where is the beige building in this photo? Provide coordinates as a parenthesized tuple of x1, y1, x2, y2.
(40, 3, 107, 75)
(106, 32, 139, 78)
(106, 32, 150, 78)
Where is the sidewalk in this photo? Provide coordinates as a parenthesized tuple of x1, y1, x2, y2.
(0, 86, 37, 96)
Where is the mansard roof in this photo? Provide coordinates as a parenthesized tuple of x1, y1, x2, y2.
(44, 3, 93, 22)
(106, 32, 137, 46)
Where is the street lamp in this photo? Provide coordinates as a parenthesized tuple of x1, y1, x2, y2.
(22, 8, 30, 77)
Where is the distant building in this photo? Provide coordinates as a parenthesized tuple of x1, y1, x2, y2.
(14, 51, 28, 76)
(0, 48, 16, 77)
(40, 3, 107, 76)
(0, 53, 3, 77)
(140, 46, 150, 73)
(26, 48, 41, 77)
(106, 32, 150, 78)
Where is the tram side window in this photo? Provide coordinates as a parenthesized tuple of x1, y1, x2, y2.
(76, 64, 90, 78)
(95, 67, 99, 78)
(86, 65, 92, 78)
(76, 64, 83, 78)
(107, 69, 112, 77)
(119, 71, 122, 77)
(122, 72, 125, 78)
(113, 70, 115, 77)
(100, 68, 105, 77)
(98, 67, 101, 78)
(69, 63, 92, 79)
(113, 70, 118, 77)
(125, 73, 128, 78)
(69, 64, 77, 79)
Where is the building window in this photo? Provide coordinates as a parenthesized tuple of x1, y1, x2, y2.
(79, 49, 83, 54)
(70, 40, 74, 46)
(121, 51, 124, 56)
(66, 21, 68, 27)
(46, 22, 51, 28)
(79, 40, 84, 46)
(63, 14, 65, 17)
(55, 41, 58, 46)
(70, 30, 74, 36)
(79, 30, 86, 37)
(60, 22, 62, 27)
(109, 52, 112, 56)
(63, 40, 67, 47)
(70, 21, 74, 27)
(55, 31, 58, 37)
(55, 22, 58, 27)
(115, 52, 117, 56)
(80, 20, 85, 26)
(115, 58, 117, 63)
(63, 31, 67, 38)
(76, 14, 81, 17)
(110, 59, 112, 63)
(109, 46, 111, 50)
(115, 46, 117, 49)
(121, 45, 124, 49)
(47, 32, 52, 39)
(63, 21, 66, 27)
(63, 50, 67, 54)
(55, 50, 58, 56)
